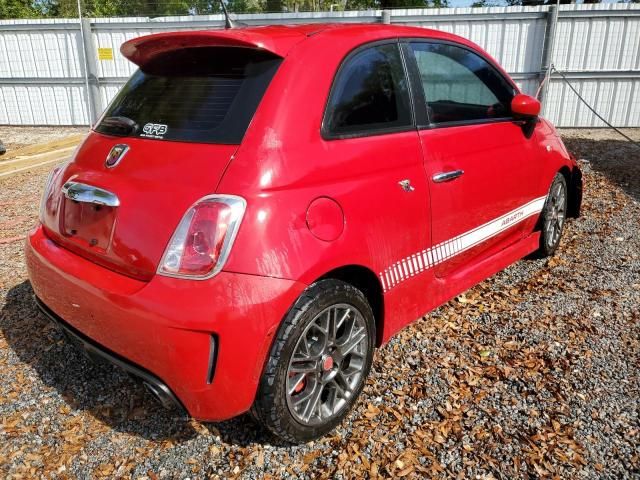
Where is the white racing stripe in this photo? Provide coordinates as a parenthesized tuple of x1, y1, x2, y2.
(379, 196, 547, 292)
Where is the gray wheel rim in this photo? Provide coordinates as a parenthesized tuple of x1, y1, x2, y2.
(545, 181, 567, 248)
(285, 303, 369, 426)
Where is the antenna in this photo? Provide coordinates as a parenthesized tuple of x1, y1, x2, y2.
(218, 0, 245, 29)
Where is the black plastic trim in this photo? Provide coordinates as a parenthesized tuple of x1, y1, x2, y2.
(34, 296, 188, 416)
(424, 117, 515, 129)
(206, 334, 218, 385)
(568, 167, 583, 219)
(401, 41, 430, 127)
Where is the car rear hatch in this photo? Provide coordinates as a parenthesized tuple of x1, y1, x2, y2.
(41, 35, 285, 281)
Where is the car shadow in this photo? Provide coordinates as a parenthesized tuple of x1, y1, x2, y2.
(561, 135, 640, 202)
(0, 280, 280, 447)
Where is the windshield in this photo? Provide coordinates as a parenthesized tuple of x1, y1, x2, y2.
(95, 47, 282, 144)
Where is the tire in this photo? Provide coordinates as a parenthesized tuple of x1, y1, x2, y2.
(252, 279, 376, 443)
(537, 173, 568, 257)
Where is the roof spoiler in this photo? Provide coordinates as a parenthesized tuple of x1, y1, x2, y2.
(120, 30, 304, 68)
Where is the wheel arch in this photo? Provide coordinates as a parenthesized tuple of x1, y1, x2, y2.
(558, 165, 582, 219)
(316, 264, 385, 347)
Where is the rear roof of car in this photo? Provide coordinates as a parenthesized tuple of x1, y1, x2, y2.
(121, 23, 473, 68)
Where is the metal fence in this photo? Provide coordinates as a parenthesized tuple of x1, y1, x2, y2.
(0, 4, 639, 127)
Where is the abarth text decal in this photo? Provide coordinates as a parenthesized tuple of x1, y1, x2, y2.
(380, 196, 547, 292)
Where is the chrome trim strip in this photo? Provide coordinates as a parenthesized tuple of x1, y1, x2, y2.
(61, 181, 120, 207)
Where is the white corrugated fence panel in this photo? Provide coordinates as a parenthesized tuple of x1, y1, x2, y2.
(1, 4, 639, 126)
(99, 83, 125, 111)
(93, 29, 156, 78)
(0, 84, 88, 125)
(0, 29, 83, 78)
(544, 78, 640, 127)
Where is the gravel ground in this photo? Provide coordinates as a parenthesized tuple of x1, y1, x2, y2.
(0, 126, 88, 156)
(1, 129, 639, 479)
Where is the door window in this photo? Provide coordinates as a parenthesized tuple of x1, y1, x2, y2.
(409, 42, 516, 125)
(323, 43, 413, 138)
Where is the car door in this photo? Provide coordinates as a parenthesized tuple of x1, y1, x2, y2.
(320, 41, 432, 296)
(404, 40, 542, 279)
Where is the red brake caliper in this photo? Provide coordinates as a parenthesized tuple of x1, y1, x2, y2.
(290, 373, 306, 393)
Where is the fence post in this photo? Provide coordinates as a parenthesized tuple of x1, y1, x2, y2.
(538, 5, 557, 108)
(381, 9, 391, 24)
(79, 18, 102, 125)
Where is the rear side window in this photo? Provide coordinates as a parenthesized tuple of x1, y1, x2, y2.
(409, 42, 516, 125)
(95, 47, 282, 144)
(323, 43, 413, 138)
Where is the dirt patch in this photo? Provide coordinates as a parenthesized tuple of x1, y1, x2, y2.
(0, 126, 87, 158)
(560, 128, 640, 203)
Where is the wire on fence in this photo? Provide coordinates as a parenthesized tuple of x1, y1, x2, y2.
(551, 65, 640, 150)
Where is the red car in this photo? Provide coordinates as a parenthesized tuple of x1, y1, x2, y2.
(26, 23, 582, 442)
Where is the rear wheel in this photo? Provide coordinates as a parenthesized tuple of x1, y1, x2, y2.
(537, 173, 568, 257)
(252, 279, 375, 443)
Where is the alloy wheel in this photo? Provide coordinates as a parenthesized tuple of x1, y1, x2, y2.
(285, 303, 369, 426)
(545, 181, 567, 249)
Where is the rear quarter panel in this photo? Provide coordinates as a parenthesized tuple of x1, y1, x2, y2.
(217, 29, 436, 339)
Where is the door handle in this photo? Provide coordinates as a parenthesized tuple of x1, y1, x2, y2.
(432, 170, 464, 183)
(62, 181, 120, 207)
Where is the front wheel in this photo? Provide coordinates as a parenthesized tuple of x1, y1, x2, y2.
(252, 279, 376, 443)
(537, 173, 568, 257)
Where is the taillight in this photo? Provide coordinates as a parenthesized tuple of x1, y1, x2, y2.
(158, 195, 246, 279)
(39, 145, 78, 224)
(39, 165, 64, 223)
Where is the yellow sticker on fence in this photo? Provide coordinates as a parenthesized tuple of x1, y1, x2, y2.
(98, 48, 114, 61)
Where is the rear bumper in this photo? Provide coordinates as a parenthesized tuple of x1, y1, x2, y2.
(26, 225, 306, 421)
(35, 296, 187, 415)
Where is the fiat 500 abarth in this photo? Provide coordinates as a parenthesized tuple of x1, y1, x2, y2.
(26, 23, 582, 442)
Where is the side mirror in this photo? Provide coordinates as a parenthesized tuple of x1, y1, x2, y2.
(511, 94, 541, 118)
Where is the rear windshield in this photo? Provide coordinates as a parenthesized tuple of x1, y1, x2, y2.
(95, 47, 282, 144)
